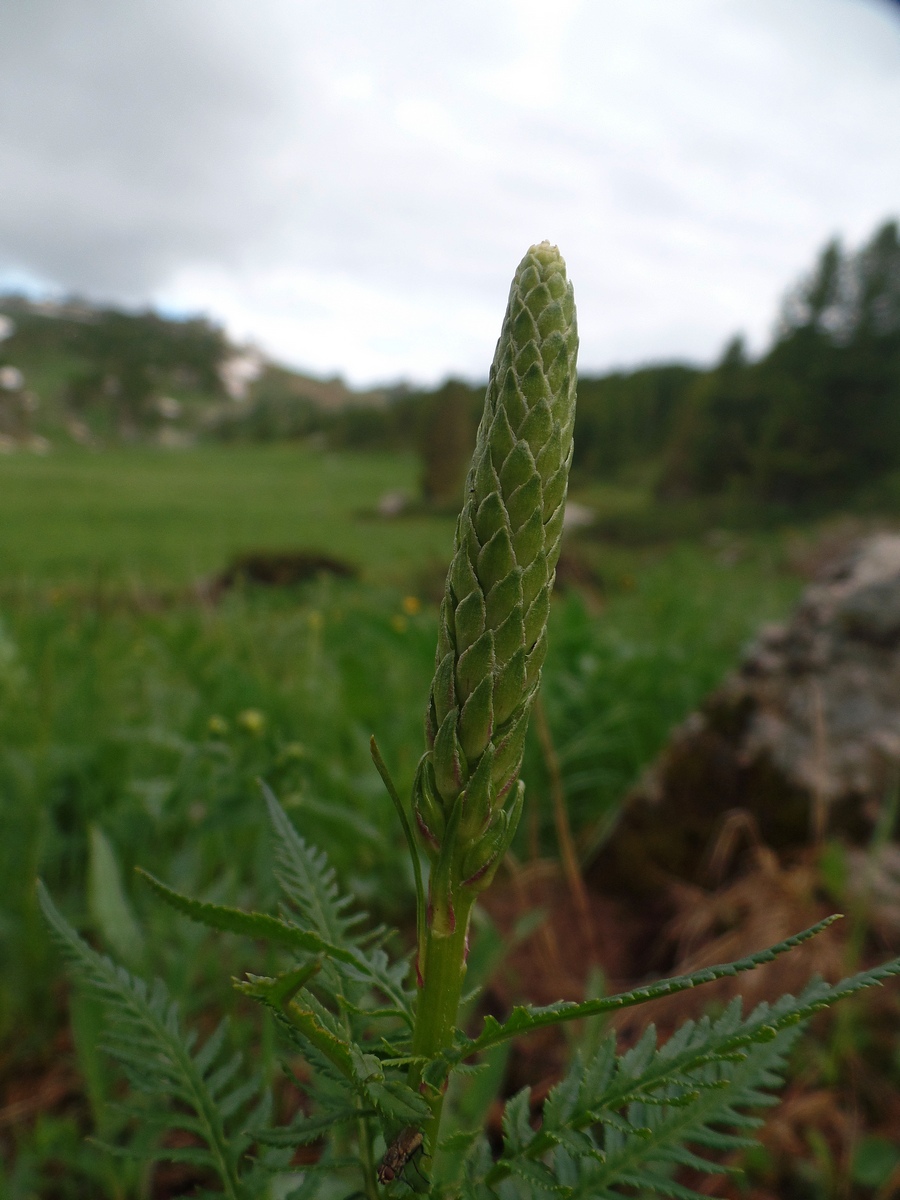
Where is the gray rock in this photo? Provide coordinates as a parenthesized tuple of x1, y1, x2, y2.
(589, 534, 900, 897)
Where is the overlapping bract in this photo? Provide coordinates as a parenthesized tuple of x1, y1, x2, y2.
(414, 242, 578, 885)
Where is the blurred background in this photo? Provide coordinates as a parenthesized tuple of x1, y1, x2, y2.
(2, 2, 900, 1197)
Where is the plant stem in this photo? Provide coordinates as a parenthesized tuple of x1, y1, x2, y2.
(409, 888, 476, 1166)
(532, 695, 594, 948)
(356, 1103, 379, 1200)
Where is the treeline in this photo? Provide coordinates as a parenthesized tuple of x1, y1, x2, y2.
(154, 207, 900, 514)
(661, 220, 900, 504)
(3, 219, 898, 512)
(297, 219, 900, 510)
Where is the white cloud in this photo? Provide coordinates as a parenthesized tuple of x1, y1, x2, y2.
(0, 0, 898, 384)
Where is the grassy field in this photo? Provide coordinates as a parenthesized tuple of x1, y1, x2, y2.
(0, 445, 811, 1198)
(0, 445, 456, 586)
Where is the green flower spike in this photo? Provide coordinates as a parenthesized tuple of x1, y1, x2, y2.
(408, 242, 578, 1159)
(414, 241, 578, 899)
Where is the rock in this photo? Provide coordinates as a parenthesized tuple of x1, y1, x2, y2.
(377, 490, 409, 518)
(562, 501, 595, 531)
(589, 534, 900, 897)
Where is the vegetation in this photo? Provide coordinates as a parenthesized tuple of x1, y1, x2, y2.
(208, 215, 900, 520)
(4, 218, 899, 523)
(571, 364, 700, 482)
(0, 444, 455, 587)
(0, 300, 229, 443)
(419, 381, 476, 507)
(3, 222, 900, 1196)
(18, 245, 900, 1200)
(660, 220, 900, 504)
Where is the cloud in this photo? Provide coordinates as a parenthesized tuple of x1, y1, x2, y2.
(0, 0, 898, 384)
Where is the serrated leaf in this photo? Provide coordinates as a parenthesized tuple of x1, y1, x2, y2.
(619, 1025, 658, 1080)
(262, 785, 414, 1021)
(138, 868, 354, 961)
(252, 1107, 367, 1146)
(262, 781, 359, 946)
(449, 917, 844, 1062)
(38, 882, 256, 1198)
(441, 1128, 485, 1156)
(365, 1079, 430, 1125)
(508, 1155, 567, 1194)
(237, 974, 356, 1083)
(502, 1088, 535, 1156)
(478, 955, 900, 1197)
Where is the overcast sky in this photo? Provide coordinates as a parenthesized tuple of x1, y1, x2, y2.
(1, 0, 899, 386)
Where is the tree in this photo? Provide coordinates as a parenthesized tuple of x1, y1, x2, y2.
(659, 218, 900, 504)
(419, 379, 477, 505)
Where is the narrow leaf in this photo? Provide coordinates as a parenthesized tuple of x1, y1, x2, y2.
(452, 917, 842, 1060)
(371, 735, 427, 970)
(88, 824, 145, 967)
(137, 868, 352, 961)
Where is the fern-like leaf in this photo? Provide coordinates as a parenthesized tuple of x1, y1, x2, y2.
(263, 781, 363, 946)
(262, 782, 414, 1020)
(38, 882, 264, 1200)
(468, 958, 900, 1198)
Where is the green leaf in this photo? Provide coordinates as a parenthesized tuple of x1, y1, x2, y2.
(851, 1136, 900, 1188)
(450, 917, 843, 1061)
(502, 1088, 536, 1156)
(364, 1079, 431, 1125)
(137, 868, 350, 959)
(88, 824, 145, 968)
(507, 1156, 567, 1195)
(474, 961, 900, 1197)
(140, 865, 412, 1020)
(236, 972, 356, 1083)
(262, 780, 364, 947)
(38, 881, 258, 1200)
(262, 783, 415, 1019)
(252, 1107, 368, 1146)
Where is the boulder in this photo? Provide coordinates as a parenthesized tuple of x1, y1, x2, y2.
(589, 534, 900, 897)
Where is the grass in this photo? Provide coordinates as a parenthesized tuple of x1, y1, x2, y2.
(0, 445, 811, 1198)
(0, 444, 455, 586)
(529, 539, 801, 844)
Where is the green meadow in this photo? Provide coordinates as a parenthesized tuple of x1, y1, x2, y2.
(0, 445, 456, 586)
(0, 445, 807, 1198)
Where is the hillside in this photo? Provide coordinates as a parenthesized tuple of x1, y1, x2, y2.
(0, 296, 393, 451)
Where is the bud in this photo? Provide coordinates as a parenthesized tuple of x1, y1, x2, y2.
(414, 242, 578, 885)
